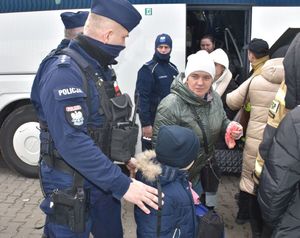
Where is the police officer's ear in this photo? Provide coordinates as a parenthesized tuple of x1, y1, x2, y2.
(103, 29, 113, 44)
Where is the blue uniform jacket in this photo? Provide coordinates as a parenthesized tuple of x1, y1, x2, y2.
(134, 151, 196, 238)
(31, 39, 131, 201)
(135, 55, 178, 127)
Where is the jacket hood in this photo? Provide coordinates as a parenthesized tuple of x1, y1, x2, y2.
(260, 57, 284, 84)
(170, 73, 214, 106)
(283, 33, 300, 109)
(135, 150, 188, 185)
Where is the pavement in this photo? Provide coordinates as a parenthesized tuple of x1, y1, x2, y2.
(0, 158, 251, 238)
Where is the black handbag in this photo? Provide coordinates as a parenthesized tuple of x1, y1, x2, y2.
(215, 149, 243, 174)
(190, 106, 221, 193)
(200, 156, 221, 193)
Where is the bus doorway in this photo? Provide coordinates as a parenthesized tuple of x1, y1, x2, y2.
(187, 7, 251, 84)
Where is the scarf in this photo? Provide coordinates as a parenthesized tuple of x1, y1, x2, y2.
(250, 55, 270, 78)
(212, 69, 232, 96)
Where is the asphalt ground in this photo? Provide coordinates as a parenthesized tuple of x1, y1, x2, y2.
(0, 158, 251, 238)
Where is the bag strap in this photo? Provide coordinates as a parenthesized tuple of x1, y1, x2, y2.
(242, 78, 254, 106)
(156, 178, 163, 238)
(190, 106, 209, 155)
(190, 106, 220, 181)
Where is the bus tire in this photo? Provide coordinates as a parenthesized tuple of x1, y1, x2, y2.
(0, 104, 40, 178)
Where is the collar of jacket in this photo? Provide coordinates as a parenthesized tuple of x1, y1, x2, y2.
(74, 34, 117, 67)
(250, 55, 269, 78)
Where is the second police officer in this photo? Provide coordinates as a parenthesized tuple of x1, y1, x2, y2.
(135, 33, 179, 150)
(31, 0, 160, 237)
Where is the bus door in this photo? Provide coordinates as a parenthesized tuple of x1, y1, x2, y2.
(186, 6, 251, 84)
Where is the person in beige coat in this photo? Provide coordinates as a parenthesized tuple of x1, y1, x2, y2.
(227, 57, 284, 237)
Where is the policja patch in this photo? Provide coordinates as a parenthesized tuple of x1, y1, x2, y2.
(65, 105, 84, 127)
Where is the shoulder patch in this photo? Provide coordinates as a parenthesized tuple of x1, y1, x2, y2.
(65, 105, 85, 128)
(57, 55, 71, 67)
(54, 87, 86, 101)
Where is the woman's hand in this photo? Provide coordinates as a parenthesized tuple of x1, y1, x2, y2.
(225, 122, 243, 149)
(229, 121, 243, 140)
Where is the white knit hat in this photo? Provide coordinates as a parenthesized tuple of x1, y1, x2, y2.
(210, 48, 229, 69)
(183, 50, 215, 84)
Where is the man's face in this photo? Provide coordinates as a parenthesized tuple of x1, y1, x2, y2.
(156, 44, 171, 54)
(107, 25, 129, 46)
(200, 38, 215, 53)
(186, 71, 213, 97)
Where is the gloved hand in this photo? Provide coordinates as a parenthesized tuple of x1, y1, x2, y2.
(225, 122, 243, 149)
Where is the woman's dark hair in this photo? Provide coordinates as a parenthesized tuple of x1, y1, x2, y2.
(201, 34, 215, 44)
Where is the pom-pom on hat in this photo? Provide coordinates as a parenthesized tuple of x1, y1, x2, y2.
(91, 0, 142, 32)
(155, 125, 200, 168)
(210, 48, 229, 69)
(155, 33, 172, 48)
(183, 50, 215, 84)
(60, 11, 89, 29)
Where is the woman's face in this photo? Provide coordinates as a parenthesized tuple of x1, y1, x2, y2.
(186, 71, 213, 97)
(200, 38, 215, 53)
(214, 63, 225, 80)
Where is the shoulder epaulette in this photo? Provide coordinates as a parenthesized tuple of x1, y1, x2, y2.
(57, 54, 71, 67)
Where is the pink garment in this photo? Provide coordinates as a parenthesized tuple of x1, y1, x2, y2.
(189, 182, 200, 205)
(225, 122, 243, 149)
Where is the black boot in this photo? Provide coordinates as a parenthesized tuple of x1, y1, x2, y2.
(235, 191, 250, 225)
(249, 194, 263, 238)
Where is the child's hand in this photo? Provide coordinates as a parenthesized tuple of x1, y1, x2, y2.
(126, 157, 138, 178)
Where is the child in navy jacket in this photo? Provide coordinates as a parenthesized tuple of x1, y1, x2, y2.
(134, 125, 200, 238)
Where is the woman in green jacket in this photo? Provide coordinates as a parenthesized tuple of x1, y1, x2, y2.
(152, 50, 242, 209)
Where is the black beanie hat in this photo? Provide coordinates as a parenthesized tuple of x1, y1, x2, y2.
(155, 125, 200, 168)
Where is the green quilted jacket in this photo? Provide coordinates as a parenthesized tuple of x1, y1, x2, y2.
(152, 73, 230, 180)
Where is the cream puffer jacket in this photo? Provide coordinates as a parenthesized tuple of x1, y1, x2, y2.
(226, 58, 284, 194)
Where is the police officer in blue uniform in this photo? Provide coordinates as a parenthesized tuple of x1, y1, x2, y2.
(56, 11, 89, 51)
(31, 0, 159, 237)
(135, 34, 179, 150)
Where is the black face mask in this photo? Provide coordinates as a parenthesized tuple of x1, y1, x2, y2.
(75, 34, 126, 66)
(154, 50, 171, 62)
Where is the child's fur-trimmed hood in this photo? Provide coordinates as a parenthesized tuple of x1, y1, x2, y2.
(135, 150, 162, 182)
(135, 150, 188, 184)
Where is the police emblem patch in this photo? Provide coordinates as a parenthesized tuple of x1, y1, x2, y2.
(65, 105, 84, 127)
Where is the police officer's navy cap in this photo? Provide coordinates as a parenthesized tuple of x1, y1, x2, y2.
(155, 33, 172, 48)
(60, 11, 89, 29)
(91, 0, 142, 32)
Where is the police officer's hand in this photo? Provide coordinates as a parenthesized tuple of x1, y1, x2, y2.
(123, 178, 162, 214)
(142, 125, 153, 139)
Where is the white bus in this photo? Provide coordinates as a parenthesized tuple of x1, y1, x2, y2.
(0, 0, 299, 177)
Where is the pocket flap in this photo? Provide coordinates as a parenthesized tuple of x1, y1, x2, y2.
(110, 93, 132, 109)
